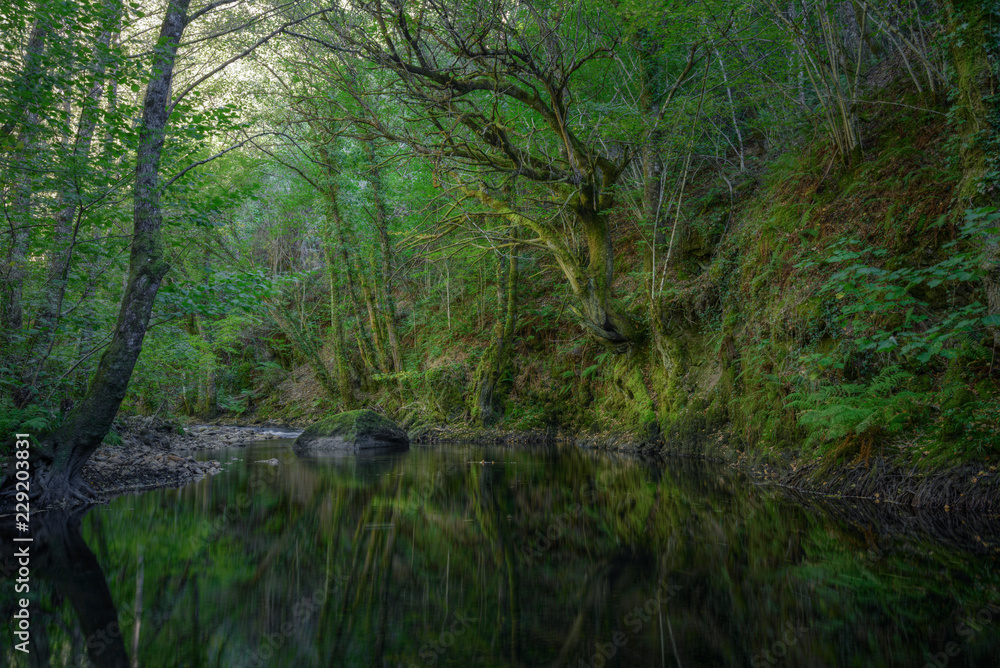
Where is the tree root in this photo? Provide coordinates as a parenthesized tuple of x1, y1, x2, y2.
(0, 464, 106, 510)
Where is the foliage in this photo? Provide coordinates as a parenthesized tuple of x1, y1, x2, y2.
(0, 0, 997, 482)
(786, 365, 920, 454)
(798, 208, 1000, 367)
(779, 208, 1000, 456)
(0, 404, 57, 450)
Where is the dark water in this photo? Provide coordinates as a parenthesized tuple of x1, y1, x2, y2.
(3, 441, 1000, 667)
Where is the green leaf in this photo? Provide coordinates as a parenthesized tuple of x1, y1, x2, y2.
(981, 314, 1000, 327)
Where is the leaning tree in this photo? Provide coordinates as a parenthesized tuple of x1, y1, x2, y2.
(0, 0, 194, 504)
(291, 0, 703, 346)
(1, 0, 325, 504)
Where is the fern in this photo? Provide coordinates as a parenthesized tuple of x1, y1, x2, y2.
(787, 366, 921, 453)
(19, 416, 51, 432)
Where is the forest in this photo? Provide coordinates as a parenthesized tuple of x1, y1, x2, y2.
(1, 0, 999, 504)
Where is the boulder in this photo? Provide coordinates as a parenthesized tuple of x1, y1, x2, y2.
(293, 410, 409, 454)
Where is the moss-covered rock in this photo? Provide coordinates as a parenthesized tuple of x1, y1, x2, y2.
(293, 410, 409, 454)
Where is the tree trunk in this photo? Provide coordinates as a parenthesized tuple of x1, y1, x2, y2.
(336, 220, 378, 383)
(1, 13, 50, 358)
(2, 121, 35, 369)
(321, 195, 354, 405)
(574, 206, 641, 345)
(470, 230, 519, 425)
(366, 140, 404, 376)
(24, 4, 120, 390)
(325, 263, 354, 403)
(17, 0, 191, 505)
(461, 184, 640, 346)
(317, 145, 372, 398)
(360, 272, 390, 372)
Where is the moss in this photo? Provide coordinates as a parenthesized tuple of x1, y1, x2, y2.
(312, 409, 378, 436)
(975, 379, 997, 400)
(294, 409, 409, 452)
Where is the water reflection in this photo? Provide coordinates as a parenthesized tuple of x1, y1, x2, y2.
(2, 442, 999, 667)
(1, 509, 129, 667)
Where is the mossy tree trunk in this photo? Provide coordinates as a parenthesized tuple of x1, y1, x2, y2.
(360, 274, 390, 373)
(317, 143, 377, 392)
(319, 177, 355, 406)
(470, 229, 519, 426)
(14, 0, 190, 504)
(337, 228, 378, 382)
(945, 0, 1000, 347)
(573, 204, 642, 346)
(461, 185, 641, 347)
(366, 139, 404, 377)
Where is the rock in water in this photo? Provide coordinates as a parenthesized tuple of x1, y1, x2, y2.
(293, 410, 409, 454)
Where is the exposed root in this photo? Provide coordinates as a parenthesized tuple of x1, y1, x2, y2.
(36, 474, 106, 508)
(779, 456, 1000, 513)
(0, 465, 106, 510)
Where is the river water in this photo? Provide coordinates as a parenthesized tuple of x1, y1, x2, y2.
(6, 439, 1000, 667)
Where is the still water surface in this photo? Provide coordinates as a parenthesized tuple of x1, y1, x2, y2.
(7, 439, 1000, 667)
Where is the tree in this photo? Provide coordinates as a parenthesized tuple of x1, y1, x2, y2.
(292, 0, 701, 346)
(469, 224, 519, 425)
(16, 0, 193, 503)
(0, 0, 338, 503)
(1, 1, 55, 355)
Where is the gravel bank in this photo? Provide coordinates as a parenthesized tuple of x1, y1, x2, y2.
(78, 417, 299, 498)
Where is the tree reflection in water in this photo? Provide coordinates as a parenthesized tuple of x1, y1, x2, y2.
(1, 442, 999, 667)
(1, 508, 129, 668)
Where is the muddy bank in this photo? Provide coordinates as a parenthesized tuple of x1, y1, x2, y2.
(758, 458, 1000, 514)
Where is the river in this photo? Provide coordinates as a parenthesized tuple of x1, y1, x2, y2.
(6, 438, 1000, 667)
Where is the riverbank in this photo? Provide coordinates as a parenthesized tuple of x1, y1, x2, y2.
(77, 417, 297, 497)
(416, 422, 1000, 513)
(15, 415, 994, 513)
(596, 426, 1000, 514)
